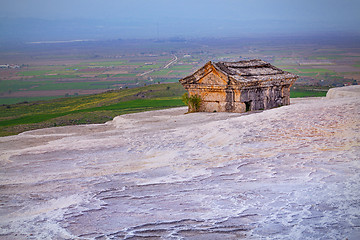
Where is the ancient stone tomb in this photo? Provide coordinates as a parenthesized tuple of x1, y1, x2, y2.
(179, 59, 298, 113)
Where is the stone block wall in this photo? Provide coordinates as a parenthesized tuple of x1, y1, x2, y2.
(186, 84, 291, 113)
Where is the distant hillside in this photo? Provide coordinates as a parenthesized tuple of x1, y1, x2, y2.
(0, 83, 186, 136)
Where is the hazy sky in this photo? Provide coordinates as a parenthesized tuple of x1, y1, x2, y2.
(1, 0, 360, 40)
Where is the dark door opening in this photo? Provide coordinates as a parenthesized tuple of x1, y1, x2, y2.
(245, 101, 252, 112)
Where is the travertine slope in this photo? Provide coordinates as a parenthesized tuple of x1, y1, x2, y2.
(0, 86, 359, 239)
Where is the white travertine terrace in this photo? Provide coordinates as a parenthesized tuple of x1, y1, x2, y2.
(0, 86, 359, 239)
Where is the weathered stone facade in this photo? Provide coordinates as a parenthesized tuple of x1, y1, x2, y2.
(179, 59, 298, 113)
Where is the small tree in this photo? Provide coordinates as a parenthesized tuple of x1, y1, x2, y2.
(181, 92, 189, 106)
(182, 93, 202, 112)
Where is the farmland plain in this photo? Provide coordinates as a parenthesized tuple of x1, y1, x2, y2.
(0, 35, 359, 135)
(1, 36, 359, 105)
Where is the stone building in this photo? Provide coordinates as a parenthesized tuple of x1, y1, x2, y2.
(179, 59, 298, 113)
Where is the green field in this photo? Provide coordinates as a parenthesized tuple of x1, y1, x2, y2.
(298, 72, 319, 76)
(84, 61, 127, 66)
(18, 70, 52, 76)
(309, 55, 345, 60)
(0, 80, 43, 93)
(0, 80, 120, 96)
(136, 64, 163, 70)
(149, 69, 172, 76)
(290, 85, 329, 98)
(169, 65, 194, 71)
(112, 73, 137, 77)
(0, 96, 62, 105)
(290, 90, 327, 98)
(0, 83, 186, 136)
(282, 68, 340, 78)
(298, 68, 334, 73)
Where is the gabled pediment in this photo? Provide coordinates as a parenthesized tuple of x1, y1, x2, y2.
(198, 71, 227, 86)
(179, 61, 227, 86)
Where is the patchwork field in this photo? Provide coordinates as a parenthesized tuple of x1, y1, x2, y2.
(0, 53, 197, 104)
(1, 37, 359, 105)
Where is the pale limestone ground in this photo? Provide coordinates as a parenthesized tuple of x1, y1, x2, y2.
(326, 85, 360, 99)
(0, 86, 359, 239)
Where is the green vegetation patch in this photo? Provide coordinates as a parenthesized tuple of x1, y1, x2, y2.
(18, 70, 52, 76)
(150, 69, 172, 76)
(290, 90, 327, 98)
(0, 83, 186, 136)
(169, 65, 194, 71)
(85, 61, 127, 67)
(0, 96, 61, 105)
(290, 85, 329, 98)
(38, 74, 81, 79)
(136, 64, 163, 70)
(298, 68, 334, 73)
(298, 72, 318, 77)
(283, 69, 298, 73)
(113, 73, 138, 77)
(0, 80, 128, 100)
(0, 80, 43, 93)
(309, 55, 344, 60)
